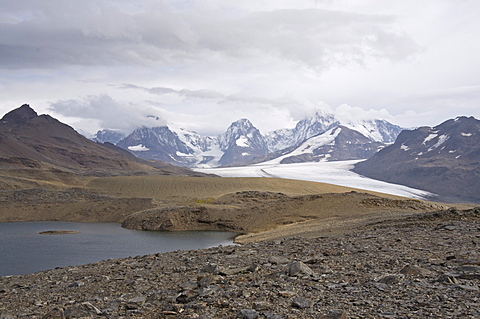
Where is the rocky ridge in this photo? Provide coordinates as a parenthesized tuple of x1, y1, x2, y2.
(1, 207, 479, 318)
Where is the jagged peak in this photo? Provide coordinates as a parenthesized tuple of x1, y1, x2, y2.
(229, 118, 254, 130)
(313, 108, 335, 118)
(297, 109, 337, 126)
(1, 104, 38, 124)
(222, 118, 259, 137)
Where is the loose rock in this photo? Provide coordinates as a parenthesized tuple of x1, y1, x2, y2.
(1, 207, 479, 318)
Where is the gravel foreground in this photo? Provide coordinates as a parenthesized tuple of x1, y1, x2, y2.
(1, 208, 479, 319)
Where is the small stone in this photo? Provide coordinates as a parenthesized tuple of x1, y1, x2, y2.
(292, 297, 314, 309)
(197, 274, 216, 288)
(247, 264, 261, 272)
(278, 290, 296, 297)
(253, 301, 271, 311)
(237, 308, 259, 319)
(437, 274, 458, 284)
(378, 275, 399, 285)
(269, 256, 289, 265)
(44, 308, 65, 318)
(198, 287, 216, 297)
(201, 264, 220, 274)
(64, 302, 102, 318)
(443, 225, 457, 231)
(176, 290, 199, 303)
(400, 265, 432, 276)
(128, 295, 146, 305)
(178, 281, 197, 290)
(219, 267, 248, 276)
(288, 261, 315, 277)
(67, 281, 84, 288)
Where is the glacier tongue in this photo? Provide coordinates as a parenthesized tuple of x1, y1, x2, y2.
(194, 160, 433, 200)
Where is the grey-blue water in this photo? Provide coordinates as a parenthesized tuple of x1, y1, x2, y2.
(0, 222, 236, 276)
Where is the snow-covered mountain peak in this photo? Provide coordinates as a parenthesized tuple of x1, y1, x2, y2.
(217, 118, 269, 166)
(222, 119, 255, 136)
(231, 118, 254, 130)
(265, 109, 339, 152)
(340, 119, 402, 143)
(218, 118, 263, 151)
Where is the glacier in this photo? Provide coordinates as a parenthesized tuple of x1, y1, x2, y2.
(194, 160, 433, 200)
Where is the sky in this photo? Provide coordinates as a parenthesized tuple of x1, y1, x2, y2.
(1, 0, 479, 137)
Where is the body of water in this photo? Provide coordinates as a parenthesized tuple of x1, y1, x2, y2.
(0, 221, 236, 276)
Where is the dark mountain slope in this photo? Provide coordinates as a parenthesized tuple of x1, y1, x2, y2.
(354, 116, 480, 203)
(0, 105, 202, 176)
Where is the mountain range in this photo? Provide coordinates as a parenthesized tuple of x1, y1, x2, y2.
(1, 104, 478, 204)
(354, 116, 480, 203)
(94, 110, 403, 168)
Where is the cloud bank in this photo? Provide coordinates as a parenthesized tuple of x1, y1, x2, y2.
(1, 1, 418, 71)
(1, 0, 479, 135)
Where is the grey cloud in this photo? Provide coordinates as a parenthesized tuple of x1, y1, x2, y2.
(178, 89, 225, 99)
(120, 84, 176, 95)
(122, 83, 301, 108)
(121, 84, 225, 99)
(0, 2, 419, 71)
(49, 94, 167, 133)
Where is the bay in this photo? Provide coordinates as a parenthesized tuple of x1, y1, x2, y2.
(0, 221, 236, 276)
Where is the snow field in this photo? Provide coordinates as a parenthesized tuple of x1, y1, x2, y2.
(195, 160, 433, 200)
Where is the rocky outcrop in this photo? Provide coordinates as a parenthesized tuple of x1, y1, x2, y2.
(121, 206, 242, 232)
(1, 207, 479, 318)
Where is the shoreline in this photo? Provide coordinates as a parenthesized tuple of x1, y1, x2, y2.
(1, 207, 479, 318)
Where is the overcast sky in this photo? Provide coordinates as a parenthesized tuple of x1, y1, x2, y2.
(1, 0, 479, 136)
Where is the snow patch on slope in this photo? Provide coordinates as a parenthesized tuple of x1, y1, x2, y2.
(428, 134, 449, 151)
(128, 144, 149, 151)
(423, 133, 438, 144)
(236, 136, 249, 147)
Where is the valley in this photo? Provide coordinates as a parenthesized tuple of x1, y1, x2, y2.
(0, 104, 477, 240)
